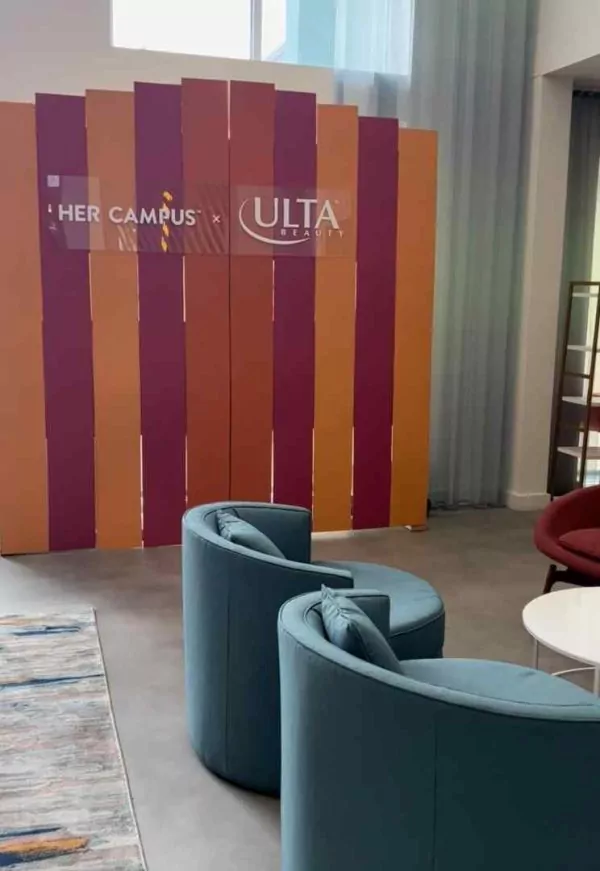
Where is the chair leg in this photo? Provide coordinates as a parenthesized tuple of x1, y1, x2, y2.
(543, 564, 557, 594)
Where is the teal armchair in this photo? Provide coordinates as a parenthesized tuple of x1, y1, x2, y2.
(182, 502, 444, 796)
(182, 502, 351, 795)
(278, 589, 600, 871)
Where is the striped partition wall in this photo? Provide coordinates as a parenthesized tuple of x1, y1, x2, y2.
(0, 81, 437, 555)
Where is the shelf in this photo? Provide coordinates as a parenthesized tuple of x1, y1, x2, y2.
(558, 446, 600, 460)
(551, 284, 600, 494)
(562, 396, 600, 406)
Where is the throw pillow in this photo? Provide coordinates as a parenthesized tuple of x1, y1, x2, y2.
(320, 586, 401, 673)
(216, 509, 285, 558)
(559, 528, 600, 561)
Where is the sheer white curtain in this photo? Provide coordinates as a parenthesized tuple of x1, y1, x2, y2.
(333, 0, 413, 75)
(336, 0, 534, 507)
(284, 0, 412, 75)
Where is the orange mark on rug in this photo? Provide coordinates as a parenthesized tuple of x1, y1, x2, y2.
(0, 834, 89, 862)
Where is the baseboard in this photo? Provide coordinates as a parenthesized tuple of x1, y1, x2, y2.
(505, 490, 550, 511)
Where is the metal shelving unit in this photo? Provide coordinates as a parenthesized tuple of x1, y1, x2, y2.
(549, 281, 600, 497)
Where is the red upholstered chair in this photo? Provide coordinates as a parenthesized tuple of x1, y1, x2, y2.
(534, 486, 600, 593)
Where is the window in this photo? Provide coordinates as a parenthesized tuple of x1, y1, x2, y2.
(112, 0, 285, 62)
(112, 0, 411, 76)
(261, 0, 287, 60)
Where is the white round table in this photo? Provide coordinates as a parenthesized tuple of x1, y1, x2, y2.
(522, 587, 600, 695)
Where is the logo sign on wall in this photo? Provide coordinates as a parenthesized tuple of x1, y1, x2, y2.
(0, 80, 437, 558)
(43, 177, 353, 257)
(234, 188, 350, 256)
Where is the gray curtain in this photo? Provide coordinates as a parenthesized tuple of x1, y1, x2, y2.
(336, 0, 535, 507)
(335, 71, 411, 120)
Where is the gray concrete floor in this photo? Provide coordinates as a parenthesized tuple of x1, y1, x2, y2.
(0, 508, 583, 871)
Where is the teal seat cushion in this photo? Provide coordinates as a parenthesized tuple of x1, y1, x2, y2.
(216, 509, 284, 558)
(320, 587, 402, 673)
(400, 658, 600, 708)
(315, 560, 444, 660)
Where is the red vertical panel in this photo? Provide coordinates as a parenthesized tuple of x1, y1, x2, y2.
(272, 91, 316, 509)
(229, 81, 275, 502)
(353, 118, 398, 529)
(36, 94, 95, 551)
(182, 79, 230, 507)
(135, 83, 186, 545)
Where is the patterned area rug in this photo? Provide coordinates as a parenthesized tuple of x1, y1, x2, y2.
(0, 611, 146, 869)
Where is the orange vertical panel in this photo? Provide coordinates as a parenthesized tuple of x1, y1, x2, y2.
(390, 129, 437, 526)
(313, 105, 358, 531)
(86, 90, 142, 548)
(229, 82, 275, 502)
(0, 102, 48, 554)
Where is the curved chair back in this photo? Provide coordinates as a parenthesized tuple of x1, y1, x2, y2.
(278, 589, 600, 871)
(534, 485, 600, 585)
(182, 502, 352, 795)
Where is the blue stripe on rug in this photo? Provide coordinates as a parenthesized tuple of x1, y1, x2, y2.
(0, 827, 62, 841)
(0, 674, 103, 691)
(0, 625, 85, 636)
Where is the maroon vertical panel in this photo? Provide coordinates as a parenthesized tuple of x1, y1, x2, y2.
(135, 83, 186, 546)
(36, 94, 95, 550)
(273, 91, 316, 508)
(353, 118, 398, 529)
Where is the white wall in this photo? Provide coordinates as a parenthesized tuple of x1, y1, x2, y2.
(0, 0, 334, 103)
(506, 76, 573, 510)
(507, 2, 600, 508)
(535, 0, 600, 76)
